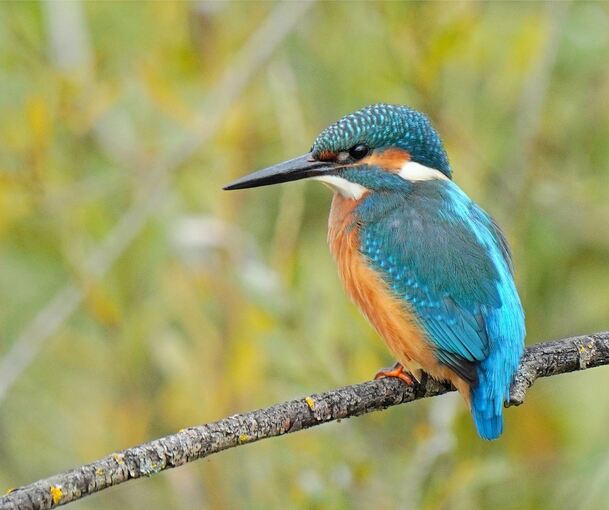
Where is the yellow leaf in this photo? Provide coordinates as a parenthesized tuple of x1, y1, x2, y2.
(26, 96, 51, 150)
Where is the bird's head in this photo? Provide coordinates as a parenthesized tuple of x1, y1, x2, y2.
(224, 103, 451, 199)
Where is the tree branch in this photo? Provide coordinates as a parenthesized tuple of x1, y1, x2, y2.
(2, 331, 608, 510)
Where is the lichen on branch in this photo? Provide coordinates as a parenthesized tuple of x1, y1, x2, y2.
(1, 331, 608, 510)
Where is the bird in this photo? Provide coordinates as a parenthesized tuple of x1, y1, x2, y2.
(224, 103, 525, 440)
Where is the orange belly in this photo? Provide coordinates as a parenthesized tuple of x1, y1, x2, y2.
(327, 193, 471, 403)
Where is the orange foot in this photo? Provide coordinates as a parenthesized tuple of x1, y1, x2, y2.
(374, 362, 414, 385)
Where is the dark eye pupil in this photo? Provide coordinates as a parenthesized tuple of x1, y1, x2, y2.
(349, 144, 369, 160)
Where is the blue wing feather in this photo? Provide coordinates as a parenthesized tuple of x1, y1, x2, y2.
(357, 177, 525, 439)
(359, 183, 497, 369)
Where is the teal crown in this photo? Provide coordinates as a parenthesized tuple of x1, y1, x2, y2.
(311, 103, 451, 178)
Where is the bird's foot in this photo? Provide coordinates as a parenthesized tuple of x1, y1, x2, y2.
(374, 362, 414, 385)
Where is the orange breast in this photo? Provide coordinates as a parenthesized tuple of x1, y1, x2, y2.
(327, 193, 471, 403)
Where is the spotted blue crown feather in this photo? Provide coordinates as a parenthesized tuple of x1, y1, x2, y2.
(312, 103, 452, 178)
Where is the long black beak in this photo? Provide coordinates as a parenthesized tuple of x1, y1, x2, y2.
(223, 153, 334, 190)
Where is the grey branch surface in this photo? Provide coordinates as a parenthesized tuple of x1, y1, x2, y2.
(2, 331, 608, 510)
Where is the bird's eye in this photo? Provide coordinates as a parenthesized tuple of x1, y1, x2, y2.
(348, 144, 369, 160)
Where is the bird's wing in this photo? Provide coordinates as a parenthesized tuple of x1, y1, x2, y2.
(358, 184, 513, 384)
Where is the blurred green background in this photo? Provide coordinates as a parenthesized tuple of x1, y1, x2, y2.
(1, 1, 609, 508)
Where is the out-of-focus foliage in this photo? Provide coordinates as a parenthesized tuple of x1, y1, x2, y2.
(1, 1, 609, 508)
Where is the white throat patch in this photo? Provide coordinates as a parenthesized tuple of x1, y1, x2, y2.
(313, 175, 368, 200)
(398, 161, 448, 182)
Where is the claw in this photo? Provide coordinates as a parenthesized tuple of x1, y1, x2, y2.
(374, 361, 414, 385)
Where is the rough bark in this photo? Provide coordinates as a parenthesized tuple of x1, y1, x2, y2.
(2, 331, 608, 510)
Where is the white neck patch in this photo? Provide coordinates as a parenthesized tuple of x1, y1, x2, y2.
(313, 175, 368, 200)
(398, 161, 448, 182)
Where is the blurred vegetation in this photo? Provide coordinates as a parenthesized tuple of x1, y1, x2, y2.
(1, 1, 609, 509)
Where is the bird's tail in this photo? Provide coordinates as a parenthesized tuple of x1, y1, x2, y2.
(471, 381, 504, 440)
(470, 350, 512, 441)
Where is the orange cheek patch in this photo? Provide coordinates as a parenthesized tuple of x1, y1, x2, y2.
(362, 148, 410, 171)
(317, 150, 337, 162)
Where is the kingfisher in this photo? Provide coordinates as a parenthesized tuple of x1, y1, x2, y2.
(224, 103, 525, 440)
